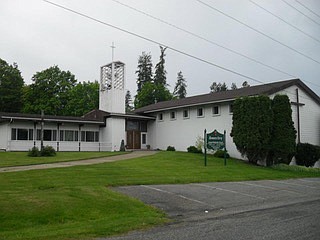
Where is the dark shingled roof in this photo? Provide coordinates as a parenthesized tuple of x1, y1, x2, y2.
(134, 79, 320, 114)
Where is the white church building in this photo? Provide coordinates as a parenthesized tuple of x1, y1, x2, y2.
(0, 61, 319, 159)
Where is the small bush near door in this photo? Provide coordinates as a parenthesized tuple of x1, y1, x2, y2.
(166, 146, 176, 151)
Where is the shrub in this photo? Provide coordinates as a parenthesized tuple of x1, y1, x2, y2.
(28, 146, 41, 157)
(213, 149, 230, 158)
(187, 146, 202, 154)
(166, 146, 176, 151)
(41, 145, 56, 157)
(295, 143, 320, 167)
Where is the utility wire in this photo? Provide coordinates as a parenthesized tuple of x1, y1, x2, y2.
(294, 0, 320, 19)
(111, 0, 296, 78)
(196, 0, 320, 65)
(249, 0, 320, 44)
(113, 0, 320, 89)
(41, 0, 264, 84)
(41, 0, 319, 100)
(281, 0, 320, 26)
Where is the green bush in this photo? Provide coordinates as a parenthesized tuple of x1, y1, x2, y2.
(187, 146, 202, 154)
(295, 143, 320, 167)
(213, 149, 230, 158)
(166, 146, 176, 151)
(41, 145, 56, 157)
(28, 146, 41, 157)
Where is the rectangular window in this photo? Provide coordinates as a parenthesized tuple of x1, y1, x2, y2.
(81, 131, 99, 142)
(95, 132, 99, 142)
(75, 131, 79, 141)
(60, 130, 64, 141)
(142, 134, 147, 144)
(11, 128, 17, 140)
(65, 130, 74, 141)
(158, 113, 163, 121)
(212, 106, 220, 115)
(140, 121, 147, 132)
(126, 121, 139, 131)
(29, 129, 34, 140)
(170, 111, 176, 120)
(17, 129, 28, 140)
(197, 107, 204, 117)
(183, 109, 189, 119)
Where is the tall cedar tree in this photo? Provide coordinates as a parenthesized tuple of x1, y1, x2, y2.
(0, 58, 24, 112)
(173, 71, 187, 99)
(154, 46, 167, 86)
(23, 66, 77, 115)
(269, 95, 296, 165)
(135, 52, 153, 93)
(210, 82, 228, 92)
(125, 90, 134, 113)
(231, 96, 273, 164)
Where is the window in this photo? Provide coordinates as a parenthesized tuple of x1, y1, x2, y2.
(65, 130, 74, 141)
(37, 129, 57, 141)
(142, 134, 147, 144)
(212, 106, 220, 115)
(140, 121, 147, 132)
(197, 107, 204, 117)
(81, 131, 99, 142)
(158, 113, 163, 121)
(11, 128, 33, 141)
(170, 111, 176, 120)
(183, 109, 189, 119)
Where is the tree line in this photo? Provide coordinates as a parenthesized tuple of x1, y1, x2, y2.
(1, 47, 250, 116)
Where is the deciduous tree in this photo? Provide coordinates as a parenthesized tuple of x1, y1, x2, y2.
(0, 58, 24, 112)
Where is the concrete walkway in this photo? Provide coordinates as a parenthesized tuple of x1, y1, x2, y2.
(0, 151, 158, 173)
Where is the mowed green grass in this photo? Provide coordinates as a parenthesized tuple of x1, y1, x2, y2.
(0, 151, 128, 167)
(0, 151, 319, 240)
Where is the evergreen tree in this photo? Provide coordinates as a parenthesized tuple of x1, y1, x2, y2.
(125, 90, 134, 113)
(231, 96, 273, 164)
(231, 82, 237, 90)
(135, 52, 153, 93)
(173, 71, 187, 99)
(210, 82, 228, 92)
(242, 81, 250, 88)
(0, 58, 24, 112)
(269, 95, 296, 165)
(154, 46, 167, 86)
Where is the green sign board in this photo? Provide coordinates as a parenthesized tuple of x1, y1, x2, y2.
(206, 129, 225, 150)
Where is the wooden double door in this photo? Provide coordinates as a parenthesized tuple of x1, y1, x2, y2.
(126, 131, 141, 149)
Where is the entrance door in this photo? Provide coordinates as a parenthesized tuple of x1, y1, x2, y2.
(126, 131, 141, 149)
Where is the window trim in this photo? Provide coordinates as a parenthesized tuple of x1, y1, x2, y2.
(212, 105, 220, 116)
(170, 111, 176, 120)
(197, 107, 205, 118)
(183, 109, 189, 119)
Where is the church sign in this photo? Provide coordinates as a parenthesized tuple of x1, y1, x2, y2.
(206, 129, 225, 150)
(204, 129, 227, 166)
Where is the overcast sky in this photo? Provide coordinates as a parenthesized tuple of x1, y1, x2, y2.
(1, 0, 320, 98)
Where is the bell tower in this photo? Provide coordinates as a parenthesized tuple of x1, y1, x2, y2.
(99, 61, 125, 113)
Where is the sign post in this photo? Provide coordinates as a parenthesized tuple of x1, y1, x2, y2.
(204, 129, 227, 166)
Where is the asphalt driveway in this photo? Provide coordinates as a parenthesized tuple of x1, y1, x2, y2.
(102, 178, 320, 240)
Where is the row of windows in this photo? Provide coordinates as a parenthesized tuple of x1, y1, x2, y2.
(11, 128, 99, 142)
(158, 105, 232, 121)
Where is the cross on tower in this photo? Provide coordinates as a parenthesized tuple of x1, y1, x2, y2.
(111, 42, 115, 62)
(291, 88, 305, 143)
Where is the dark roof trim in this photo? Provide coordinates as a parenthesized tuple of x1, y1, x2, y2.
(134, 79, 320, 114)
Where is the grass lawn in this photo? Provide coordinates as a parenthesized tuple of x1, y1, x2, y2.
(0, 151, 128, 167)
(0, 151, 319, 240)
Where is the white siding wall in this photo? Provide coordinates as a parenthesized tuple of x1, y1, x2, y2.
(148, 102, 242, 158)
(269, 85, 320, 146)
(0, 123, 8, 150)
(103, 117, 125, 151)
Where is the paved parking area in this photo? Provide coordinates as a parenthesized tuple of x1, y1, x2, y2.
(102, 178, 320, 240)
